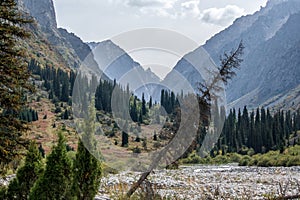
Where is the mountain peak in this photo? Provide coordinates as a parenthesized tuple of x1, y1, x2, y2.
(18, 0, 57, 29)
(163, 0, 300, 110)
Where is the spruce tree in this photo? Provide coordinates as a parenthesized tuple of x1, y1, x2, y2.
(254, 108, 262, 153)
(6, 142, 44, 200)
(242, 106, 249, 145)
(149, 96, 152, 109)
(71, 98, 102, 200)
(141, 93, 147, 115)
(122, 131, 129, 147)
(153, 131, 157, 141)
(130, 96, 138, 122)
(29, 132, 72, 200)
(138, 109, 143, 124)
(61, 78, 70, 102)
(0, 0, 34, 170)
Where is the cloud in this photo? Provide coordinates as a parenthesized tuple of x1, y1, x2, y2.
(125, 1, 244, 25)
(126, 0, 174, 8)
(126, 0, 176, 18)
(126, 0, 202, 19)
(180, 1, 200, 18)
(200, 5, 245, 26)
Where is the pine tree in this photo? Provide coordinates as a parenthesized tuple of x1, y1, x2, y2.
(130, 96, 138, 122)
(242, 106, 249, 145)
(266, 108, 274, 150)
(254, 108, 262, 153)
(6, 142, 44, 200)
(62, 109, 69, 120)
(61, 77, 70, 102)
(149, 96, 152, 109)
(260, 107, 267, 152)
(141, 93, 147, 115)
(138, 109, 143, 124)
(160, 90, 165, 107)
(52, 69, 61, 99)
(29, 132, 72, 200)
(71, 98, 102, 200)
(153, 131, 157, 141)
(122, 131, 129, 147)
(0, 0, 34, 170)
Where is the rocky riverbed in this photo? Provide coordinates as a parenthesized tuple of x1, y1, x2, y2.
(97, 164, 300, 199)
(2, 165, 299, 199)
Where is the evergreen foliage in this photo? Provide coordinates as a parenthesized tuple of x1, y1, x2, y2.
(0, 0, 34, 170)
(28, 60, 73, 103)
(121, 131, 129, 147)
(6, 142, 43, 200)
(95, 80, 115, 112)
(130, 96, 138, 122)
(71, 98, 102, 200)
(211, 107, 300, 155)
(19, 108, 38, 122)
(160, 90, 178, 114)
(149, 96, 152, 109)
(29, 132, 72, 200)
(141, 93, 147, 116)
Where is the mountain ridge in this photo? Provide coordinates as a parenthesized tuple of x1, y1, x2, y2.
(18, 0, 102, 75)
(88, 40, 160, 99)
(163, 0, 300, 111)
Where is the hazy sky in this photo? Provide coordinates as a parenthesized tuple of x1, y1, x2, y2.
(53, 0, 268, 78)
(53, 0, 268, 44)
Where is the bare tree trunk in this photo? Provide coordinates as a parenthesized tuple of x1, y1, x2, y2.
(126, 145, 170, 197)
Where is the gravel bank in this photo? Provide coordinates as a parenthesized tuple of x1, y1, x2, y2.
(98, 164, 300, 199)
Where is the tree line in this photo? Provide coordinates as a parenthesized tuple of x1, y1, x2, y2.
(204, 106, 300, 156)
(19, 108, 39, 123)
(28, 59, 76, 104)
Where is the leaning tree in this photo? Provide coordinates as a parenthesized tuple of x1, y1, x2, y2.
(126, 41, 245, 198)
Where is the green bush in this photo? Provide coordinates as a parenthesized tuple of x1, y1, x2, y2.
(238, 155, 252, 166)
(181, 145, 300, 167)
(180, 151, 202, 164)
(286, 156, 300, 166)
(229, 153, 242, 163)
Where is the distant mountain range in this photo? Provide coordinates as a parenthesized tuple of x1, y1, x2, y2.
(19, 0, 300, 111)
(88, 41, 160, 100)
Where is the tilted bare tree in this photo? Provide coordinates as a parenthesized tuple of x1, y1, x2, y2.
(126, 41, 245, 198)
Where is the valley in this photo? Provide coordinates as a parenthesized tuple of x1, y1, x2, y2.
(0, 0, 299, 199)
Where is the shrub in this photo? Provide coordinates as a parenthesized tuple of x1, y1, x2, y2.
(181, 151, 202, 164)
(239, 155, 252, 166)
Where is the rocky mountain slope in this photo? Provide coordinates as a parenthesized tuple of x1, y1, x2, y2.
(18, 0, 100, 74)
(163, 0, 300, 110)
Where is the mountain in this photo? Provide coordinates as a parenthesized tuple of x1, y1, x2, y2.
(18, 0, 101, 74)
(163, 0, 300, 110)
(58, 28, 101, 74)
(88, 41, 160, 99)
